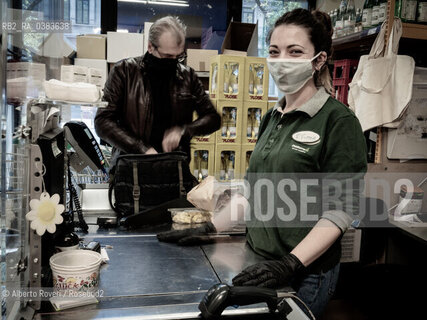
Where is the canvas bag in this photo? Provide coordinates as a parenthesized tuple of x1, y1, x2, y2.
(348, 18, 415, 131)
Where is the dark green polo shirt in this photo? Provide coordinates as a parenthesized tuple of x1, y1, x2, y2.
(245, 88, 367, 272)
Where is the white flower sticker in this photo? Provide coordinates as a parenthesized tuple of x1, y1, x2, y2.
(26, 192, 64, 236)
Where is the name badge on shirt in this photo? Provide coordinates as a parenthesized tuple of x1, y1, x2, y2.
(292, 131, 320, 145)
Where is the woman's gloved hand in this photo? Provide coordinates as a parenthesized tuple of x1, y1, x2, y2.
(232, 253, 305, 288)
(156, 222, 216, 245)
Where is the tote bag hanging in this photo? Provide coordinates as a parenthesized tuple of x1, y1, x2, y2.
(348, 18, 415, 132)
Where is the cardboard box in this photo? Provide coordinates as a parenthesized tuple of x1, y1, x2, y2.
(244, 57, 269, 102)
(221, 21, 258, 56)
(187, 49, 218, 71)
(107, 32, 144, 63)
(240, 145, 255, 176)
(75, 58, 108, 89)
(60, 65, 88, 83)
(191, 100, 217, 144)
(209, 55, 246, 101)
(190, 144, 215, 182)
(242, 101, 268, 145)
(216, 100, 243, 145)
(76, 34, 106, 59)
(214, 145, 241, 181)
(7, 62, 46, 81)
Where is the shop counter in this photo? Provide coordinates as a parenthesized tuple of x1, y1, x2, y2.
(34, 225, 310, 320)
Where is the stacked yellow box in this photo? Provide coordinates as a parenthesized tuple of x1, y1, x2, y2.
(240, 57, 269, 177)
(208, 55, 246, 181)
(192, 55, 272, 181)
(190, 99, 217, 182)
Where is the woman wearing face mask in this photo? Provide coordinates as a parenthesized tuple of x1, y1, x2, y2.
(232, 9, 367, 318)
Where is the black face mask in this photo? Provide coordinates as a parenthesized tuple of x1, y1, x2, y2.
(146, 52, 178, 73)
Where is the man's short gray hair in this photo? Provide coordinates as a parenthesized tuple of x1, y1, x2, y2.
(149, 16, 187, 48)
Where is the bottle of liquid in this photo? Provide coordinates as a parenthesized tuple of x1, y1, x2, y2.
(402, 0, 418, 22)
(223, 63, 230, 94)
(200, 151, 209, 180)
(227, 153, 235, 180)
(362, 0, 374, 29)
(372, 0, 380, 26)
(221, 107, 230, 138)
(344, 0, 357, 35)
(336, 0, 348, 37)
(229, 108, 237, 138)
(220, 152, 227, 181)
(378, 0, 388, 24)
(194, 150, 201, 181)
(418, 0, 427, 23)
(211, 63, 218, 94)
(395, 0, 403, 18)
(229, 63, 239, 94)
(332, 9, 338, 28)
(248, 64, 255, 95)
(247, 109, 255, 138)
(356, 8, 363, 32)
(254, 64, 264, 96)
(332, 9, 338, 38)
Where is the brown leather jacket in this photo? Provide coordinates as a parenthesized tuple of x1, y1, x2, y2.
(95, 54, 220, 162)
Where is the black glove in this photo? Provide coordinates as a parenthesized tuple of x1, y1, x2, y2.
(232, 253, 305, 288)
(156, 222, 216, 246)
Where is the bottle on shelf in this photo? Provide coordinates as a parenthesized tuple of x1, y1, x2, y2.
(362, 0, 374, 29)
(356, 8, 363, 32)
(226, 152, 235, 181)
(344, 0, 357, 35)
(332, 9, 338, 27)
(402, 0, 418, 22)
(336, 0, 347, 37)
(418, 0, 427, 23)
(200, 151, 209, 180)
(332, 9, 338, 38)
(372, 0, 380, 26)
(221, 108, 230, 138)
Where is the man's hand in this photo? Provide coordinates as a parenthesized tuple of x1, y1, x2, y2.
(232, 253, 305, 288)
(162, 126, 184, 152)
(145, 147, 158, 154)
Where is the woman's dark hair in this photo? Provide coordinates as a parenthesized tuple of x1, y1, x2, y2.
(267, 8, 333, 93)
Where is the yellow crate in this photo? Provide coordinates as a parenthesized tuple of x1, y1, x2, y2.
(191, 99, 217, 144)
(216, 100, 243, 145)
(244, 57, 269, 102)
(240, 144, 255, 176)
(242, 101, 268, 145)
(214, 144, 241, 181)
(190, 144, 215, 182)
(209, 55, 246, 101)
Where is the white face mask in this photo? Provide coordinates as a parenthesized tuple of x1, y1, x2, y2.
(267, 52, 322, 95)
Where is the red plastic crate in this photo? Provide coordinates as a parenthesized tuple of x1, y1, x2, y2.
(332, 59, 359, 86)
(333, 84, 350, 106)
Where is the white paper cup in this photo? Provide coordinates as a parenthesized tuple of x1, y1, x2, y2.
(49, 250, 102, 293)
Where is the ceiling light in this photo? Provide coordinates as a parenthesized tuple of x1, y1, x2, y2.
(118, 0, 189, 7)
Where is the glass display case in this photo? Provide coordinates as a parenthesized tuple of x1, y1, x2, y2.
(1, 1, 102, 318)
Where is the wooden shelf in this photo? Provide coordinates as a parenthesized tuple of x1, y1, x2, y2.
(332, 26, 381, 59)
(402, 23, 427, 40)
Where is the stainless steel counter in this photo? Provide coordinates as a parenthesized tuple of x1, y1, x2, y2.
(34, 226, 309, 320)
